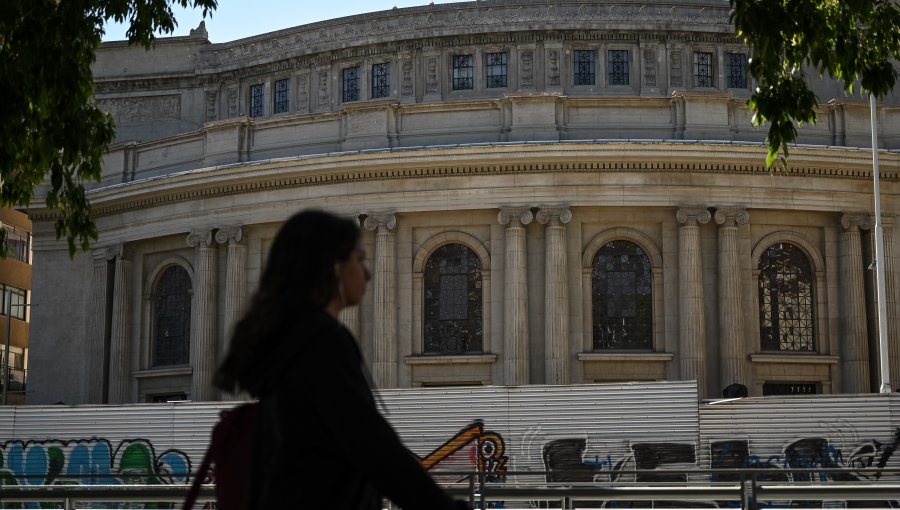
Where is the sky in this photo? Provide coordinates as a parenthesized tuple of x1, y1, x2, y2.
(102, 0, 461, 43)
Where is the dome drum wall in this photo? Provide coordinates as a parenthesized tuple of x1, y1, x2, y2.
(23, 0, 900, 404)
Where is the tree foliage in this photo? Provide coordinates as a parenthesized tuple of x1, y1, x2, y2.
(0, 0, 216, 256)
(731, 0, 900, 168)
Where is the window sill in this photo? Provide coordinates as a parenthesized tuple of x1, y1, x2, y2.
(578, 352, 674, 362)
(405, 353, 498, 365)
(750, 354, 839, 364)
(134, 366, 193, 378)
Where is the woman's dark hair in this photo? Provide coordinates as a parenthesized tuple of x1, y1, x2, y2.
(215, 210, 360, 394)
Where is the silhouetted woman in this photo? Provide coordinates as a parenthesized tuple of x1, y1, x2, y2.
(215, 210, 464, 510)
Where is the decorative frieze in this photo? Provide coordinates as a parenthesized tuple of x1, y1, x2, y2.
(205, 89, 218, 122)
(642, 47, 657, 87)
(401, 58, 414, 97)
(96, 95, 181, 123)
(547, 49, 561, 88)
(226, 85, 238, 118)
(519, 50, 534, 89)
(317, 69, 330, 110)
(669, 50, 683, 88)
(425, 57, 439, 95)
(296, 71, 309, 114)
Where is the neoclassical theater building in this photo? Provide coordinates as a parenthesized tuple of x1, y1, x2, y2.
(25, 0, 900, 404)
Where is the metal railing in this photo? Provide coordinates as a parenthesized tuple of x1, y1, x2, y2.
(2, 469, 900, 509)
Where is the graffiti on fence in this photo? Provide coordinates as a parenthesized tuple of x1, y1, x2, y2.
(418, 420, 508, 482)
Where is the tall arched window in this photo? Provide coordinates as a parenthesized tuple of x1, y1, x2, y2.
(153, 266, 192, 366)
(758, 242, 815, 352)
(592, 240, 652, 350)
(423, 243, 483, 354)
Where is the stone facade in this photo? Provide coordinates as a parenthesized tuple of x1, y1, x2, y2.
(24, 0, 900, 404)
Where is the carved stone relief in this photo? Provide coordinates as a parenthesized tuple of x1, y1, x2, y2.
(425, 57, 439, 95)
(520, 50, 534, 89)
(226, 86, 238, 117)
(317, 70, 330, 109)
(205, 90, 217, 122)
(401, 59, 414, 96)
(642, 47, 657, 87)
(670, 50, 683, 88)
(297, 72, 309, 113)
(547, 49, 560, 87)
(96, 95, 181, 123)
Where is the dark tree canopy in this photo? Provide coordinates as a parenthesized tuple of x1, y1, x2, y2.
(731, 0, 900, 168)
(0, 0, 216, 256)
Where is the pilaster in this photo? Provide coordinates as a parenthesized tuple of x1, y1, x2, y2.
(107, 245, 132, 404)
(86, 249, 111, 404)
(215, 226, 246, 352)
(499, 207, 533, 385)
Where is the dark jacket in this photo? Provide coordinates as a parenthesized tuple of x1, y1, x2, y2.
(252, 309, 462, 510)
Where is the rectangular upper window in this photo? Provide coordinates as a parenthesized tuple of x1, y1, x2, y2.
(694, 52, 714, 87)
(726, 52, 747, 88)
(371, 63, 390, 98)
(3, 225, 29, 263)
(1, 286, 27, 320)
(343, 66, 360, 102)
(574, 50, 595, 86)
(608, 50, 629, 86)
(249, 83, 264, 117)
(486, 52, 508, 88)
(273, 78, 290, 114)
(452, 54, 474, 90)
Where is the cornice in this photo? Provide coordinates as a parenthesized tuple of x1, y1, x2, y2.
(25, 142, 899, 221)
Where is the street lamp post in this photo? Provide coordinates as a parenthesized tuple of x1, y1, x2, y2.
(870, 93, 891, 394)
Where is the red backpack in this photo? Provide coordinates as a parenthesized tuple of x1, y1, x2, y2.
(182, 402, 260, 510)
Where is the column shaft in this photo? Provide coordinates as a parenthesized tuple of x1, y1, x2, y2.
(840, 216, 870, 393)
(715, 208, 748, 390)
(189, 231, 218, 401)
(365, 214, 397, 388)
(107, 250, 131, 404)
(86, 252, 110, 403)
(538, 207, 571, 385)
(500, 208, 533, 385)
(677, 207, 711, 396)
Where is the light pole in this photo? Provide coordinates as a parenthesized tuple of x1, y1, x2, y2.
(870, 93, 891, 394)
(2, 293, 29, 405)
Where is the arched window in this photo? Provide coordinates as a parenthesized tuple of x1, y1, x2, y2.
(758, 242, 815, 352)
(152, 266, 192, 367)
(592, 240, 652, 350)
(423, 243, 483, 354)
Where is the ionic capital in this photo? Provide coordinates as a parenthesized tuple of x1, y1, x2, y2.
(363, 213, 397, 233)
(676, 206, 712, 226)
(186, 229, 215, 248)
(841, 212, 871, 232)
(536, 206, 572, 226)
(106, 244, 130, 261)
(498, 207, 534, 227)
(713, 207, 749, 228)
(214, 226, 243, 245)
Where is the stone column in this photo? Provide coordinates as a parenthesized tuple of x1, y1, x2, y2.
(364, 213, 397, 388)
(339, 215, 362, 338)
(499, 207, 534, 386)
(677, 206, 711, 396)
(714, 207, 749, 390)
(537, 206, 572, 385)
(840, 213, 870, 393)
(107, 245, 132, 404)
(882, 217, 900, 388)
(86, 249, 111, 403)
(187, 230, 218, 401)
(215, 226, 246, 343)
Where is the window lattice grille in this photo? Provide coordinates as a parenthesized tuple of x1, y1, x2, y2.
(452, 55, 474, 90)
(249, 84, 264, 117)
(726, 53, 747, 88)
(424, 243, 483, 354)
(608, 50, 629, 85)
(758, 242, 816, 352)
(153, 266, 192, 367)
(592, 241, 652, 350)
(694, 52, 714, 87)
(372, 63, 390, 98)
(574, 50, 595, 85)
(273, 78, 289, 113)
(486, 52, 508, 88)
(342, 67, 360, 102)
